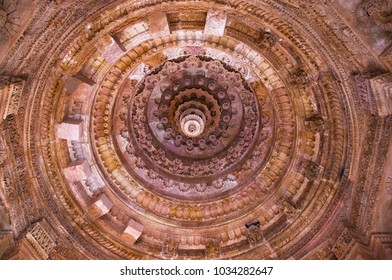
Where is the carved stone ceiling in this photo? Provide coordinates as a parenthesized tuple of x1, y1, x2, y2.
(0, 0, 391, 260)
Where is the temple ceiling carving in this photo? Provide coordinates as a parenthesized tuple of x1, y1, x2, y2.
(0, 0, 391, 260)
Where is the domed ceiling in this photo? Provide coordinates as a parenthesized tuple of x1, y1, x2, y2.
(0, 0, 391, 260)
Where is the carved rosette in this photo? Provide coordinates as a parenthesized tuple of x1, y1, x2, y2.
(108, 55, 268, 199)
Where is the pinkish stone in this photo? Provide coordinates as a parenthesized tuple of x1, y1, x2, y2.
(122, 219, 144, 245)
(148, 11, 171, 38)
(86, 194, 113, 220)
(57, 119, 83, 141)
(63, 160, 92, 182)
(204, 10, 227, 37)
(96, 34, 126, 63)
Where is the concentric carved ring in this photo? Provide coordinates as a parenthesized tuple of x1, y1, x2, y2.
(100, 55, 277, 200)
(180, 110, 206, 138)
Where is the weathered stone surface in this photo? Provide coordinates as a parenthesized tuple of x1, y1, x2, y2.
(370, 73, 392, 117)
(204, 10, 227, 36)
(0, 231, 13, 258)
(86, 194, 113, 220)
(63, 160, 92, 182)
(122, 219, 143, 245)
(57, 119, 84, 141)
(148, 11, 171, 38)
(96, 34, 126, 63)
(64, 74, 95, 94)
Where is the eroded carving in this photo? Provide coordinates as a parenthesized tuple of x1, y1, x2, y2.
(246, 224, 263, 246)
(205, 239, 220, 258)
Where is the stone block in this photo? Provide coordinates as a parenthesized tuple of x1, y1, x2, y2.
(86, 194, 113, 220)
(122, 219, 143, 245)
(57, 119, 84, 141)
(148, 11, 171, 38)
(204, 10, 227, 37)
(63, 159, 92, 182)
(64, 73, 95, 95)
(96, 34, 126, 63)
